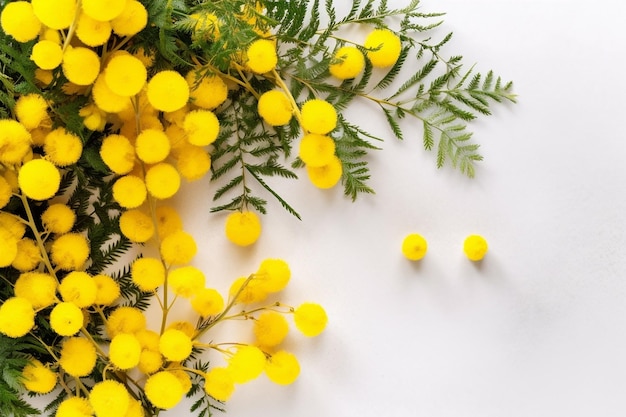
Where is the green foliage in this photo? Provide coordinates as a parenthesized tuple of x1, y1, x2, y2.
(0, 336, 44, 417)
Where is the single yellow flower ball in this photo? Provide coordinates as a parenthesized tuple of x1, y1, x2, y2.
(256, 258, 290, 293)
(56, 397, 93, 417)
(229, 276, 268, 305)
(30, 40, 63, 70)
(93, 274, 121, 306)
(155, 205, 183, 239)
(82, 0, 127, 22)
(138, 349, 163, 375)
(31, 0, 76, 30)
(76, 12, 112, 47)
(364, 28, 402, 68)
(144, 371, 185, 410)
(21, 360, 57, 394)
(186, 71, 228, 109)
(159, 329, 193, 362)
(111, 0, 148, 36)
(92, 75, 133, 113)
(18, 159, 61, 200)
(50, 233, 90, 271)
(0, 297, 35, 338)
(0, 228, 18, 267)
(306, 155, 343, 189)
(131, 257, 166, 291)
(50, 302, 84, 336)
(175, 145, 212, 181)
(89, 380, 130, 417)
(257, 90, 293, 126)
(14, 272, 56, 309)
(100, 134, 136, 174)
(113, 175, 147, 209)
(41, 203, 76, 234)
(44, 127, 83, 166)
(146, 70, 189, 112)
(246, 39, 278, 74)
(293, 302, 328, 337)
(299, 133, 336, 167)
(15, 94, 48, 130)
(59, 337, 97, 377)
(0, 213, 25, 239)
(463, 234, 488, 261)
(109, 333, 142, 370)
(225, 211, 261, 246)
(0, 119, 31, 165)
(106, 306, 146, 338)
(1, 1, 41, 42)
(191, 288, 224, 317)
(145, 163, 181, 200)
(254, 311, 289, 348)
(204, 367, 235, 402)
(11, 238, 42, 272)
(104, 54, 147, 97)
(168, 266, 205, 298)
(119, 209, 155, 243)
(265, 351, 300, 385)
(159, 230, 197, 265)
(59, 271, 97, 307)
(329, 46, 365, 79)
(402, 233, 428, 261)
(183, 110, 220, 146)
(227, 345, 266, 384)
(135, 128, 171, 163)
(62, 47, 100, 86)
(300, 99, 337, 134)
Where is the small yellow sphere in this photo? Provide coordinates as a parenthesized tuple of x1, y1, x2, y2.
(463, 234, 488, 261)
(401, 233, 428, 261)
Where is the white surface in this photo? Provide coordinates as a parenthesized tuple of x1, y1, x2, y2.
(173, 0, 626, 416)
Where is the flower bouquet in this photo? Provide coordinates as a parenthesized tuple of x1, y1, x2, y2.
(0, 0, 515, 416)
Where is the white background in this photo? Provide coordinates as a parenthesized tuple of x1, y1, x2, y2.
(40, 0, 626, 416)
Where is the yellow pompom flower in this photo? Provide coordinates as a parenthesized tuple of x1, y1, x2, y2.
(155, 205, 183, 238)
(167, 368, 192, 394)
(131, 257, 166, 292)
(265, 351, 300, 385)
(229, 276, 267, 304)
(224, 211, 261, 247)
(300, 99, 337, 134)
(82, 0, 127, 21)
(15, 94, 48, 130)
(59, 271, 97, 307)
(1, 1, 41, 42)
(183, 110, 220, 146)
(56, 397, 93, 417)
(144, 371, 185, 409)
(31, 0, 76, 30)
(257, 90, 293, 126)
(0, 297, 35, 338)
(306, 156, 343, 189)
(160, 230, 197, 265)
(44, 127, 83, 166)
(119, 209, 155, 243)
(0, 119, 31, 165)
(147, 70, 189, 112)
(159, 329, 192, 362)
(50, 233, 90, 270)
(105, 54, 147, 97)
(41, 203, 76, 234)
(135, 129, 171, 163)
(76, 12, 112, 47)
(100, 134, 136, 174)
(109, 333, 142, 370)
(50, 302, 84, 336)
(79, 103, 107, 131)
(168, 266, 205, 298)
(191, 288, 224, 317)
(256, 258, 290, 293)
(227, 345, 266, 383)
(191, 12, 221, 40)
(294, 303, 328, 337)
(145, 163, 181, 199)
(167, 320, 195, 338)
(113, 175, 147, 209)
(204, 367, 235, 401)
(138, 349, 163, 375)
(0, 212, 25, 239)
(12, 238, 42, 272)
(90, 380, 130, 417)
(402, 233, 428, 261)
(32, 43, 62, 69)
(254, 311, 289, 348)
(62, 47, 100, 86)
(186, 72, 228, 109)
(111, 0, 148, 36)
(59, 337, 97, 377)
(14, 272, 57, 309)
(124, 398, 145, 417)
(463, 234, 488, 261)
(364, 28, 402, 68)
(0, 228, 18, 268)
(329, 46, 365, 79)
(92, 75, 133, 113)
(246, 39, 278, 74)
(0, 176, 11, 209)
(106, 306, 146, 338)
(136, 329, 160, 350)
(298, 133, 336, 167)
(17, 159, 61, 200)
(93, 274, 121, 306)
(175, 145, 212, 181)
(21, 360, 57, 394)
